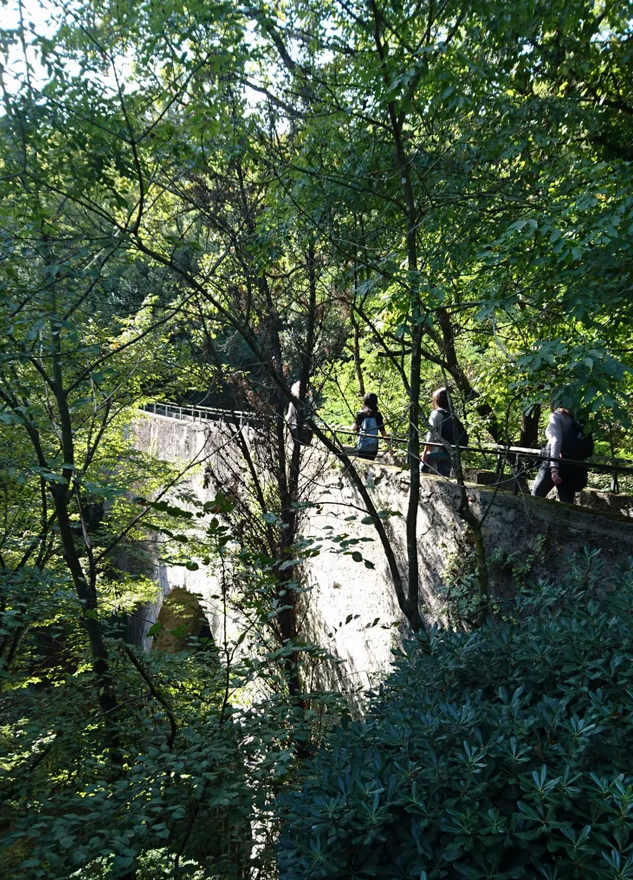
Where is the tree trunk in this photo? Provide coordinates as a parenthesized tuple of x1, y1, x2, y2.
(453, 448, 490, 625)
(50, 484, 120, 728)
(519, 404, 541, 448)
(433, 309, 502, 442)
(49, 316, 120, 747)
(351, 311, 365, 398)
(311, 423, 426, 634)
(370, 0, 426, 634)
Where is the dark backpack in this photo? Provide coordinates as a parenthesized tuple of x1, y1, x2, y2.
(561, 419, 594, 461)
(559, 419, 594, 492)
(357, 414, 379, 453)
(437, 409, 469, 448)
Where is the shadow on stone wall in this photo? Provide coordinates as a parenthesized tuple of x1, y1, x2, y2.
(301, 462, 633, 693)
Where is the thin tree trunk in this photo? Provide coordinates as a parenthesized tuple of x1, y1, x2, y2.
(446, 387, 490, 624)
(278, 241, 319, 699)
(351, 311, 365, 398)
(50, 484, 119, 724)
(351, 243, 366, 397)
(432, 310, 502, 442)
(370, 0, 425, 633)
(49, 316, 120, 743)
(519, 404, 541, 448)
(311, 423, 426, 633)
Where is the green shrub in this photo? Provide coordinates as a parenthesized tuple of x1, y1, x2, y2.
(279, 553, 633, 879)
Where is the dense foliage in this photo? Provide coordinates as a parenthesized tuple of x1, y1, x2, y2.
(1, 0, 633, 876)
(280, 555, 633, 879)
(0, 505, 343, 880)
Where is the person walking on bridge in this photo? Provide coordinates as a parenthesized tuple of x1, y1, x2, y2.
(421, 387, 468, 477)
(286, 379, 314, 445)
(531, 405, 593, 504)
(353, 393, 391, 461)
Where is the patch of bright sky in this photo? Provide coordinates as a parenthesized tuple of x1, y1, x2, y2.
(1, 0, 59, 92)
(0, 0, 141, 102)
(2, 0, 269, 119)
(1, 0, 330, 121)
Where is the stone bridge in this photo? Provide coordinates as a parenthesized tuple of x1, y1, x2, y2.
(131, 407, 633, 697)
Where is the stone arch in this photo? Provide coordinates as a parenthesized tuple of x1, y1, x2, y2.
(151, 588, 211, 652)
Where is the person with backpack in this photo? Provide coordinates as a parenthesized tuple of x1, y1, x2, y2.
(353, 393, 391, 461)
(531, 405, 594, 504)
(421, 387, 469, 477)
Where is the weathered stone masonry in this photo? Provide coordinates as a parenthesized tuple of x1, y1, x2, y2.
(132, 412, 633, 694)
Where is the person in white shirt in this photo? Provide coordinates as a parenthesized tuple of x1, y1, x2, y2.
(286, 380, 314, 445)
(531, 406, 576, 503)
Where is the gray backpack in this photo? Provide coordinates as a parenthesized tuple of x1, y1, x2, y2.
(357, 415, 379, 452)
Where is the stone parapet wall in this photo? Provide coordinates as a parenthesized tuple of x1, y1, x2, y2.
(302, 462, 633, 695)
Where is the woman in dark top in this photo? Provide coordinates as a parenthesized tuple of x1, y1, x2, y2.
(353, 393, 391, 460)
(421, 386, 452, 477)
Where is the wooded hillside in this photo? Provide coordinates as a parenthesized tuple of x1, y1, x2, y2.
(1, 0, 632, 876)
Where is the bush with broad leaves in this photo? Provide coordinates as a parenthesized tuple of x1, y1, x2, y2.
(279, 552, 633, 880)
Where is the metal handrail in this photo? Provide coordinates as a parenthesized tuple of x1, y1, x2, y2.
(142, 403, 633, 479)
(141, 401, 264, 427)
(330, 426, 633, 474)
